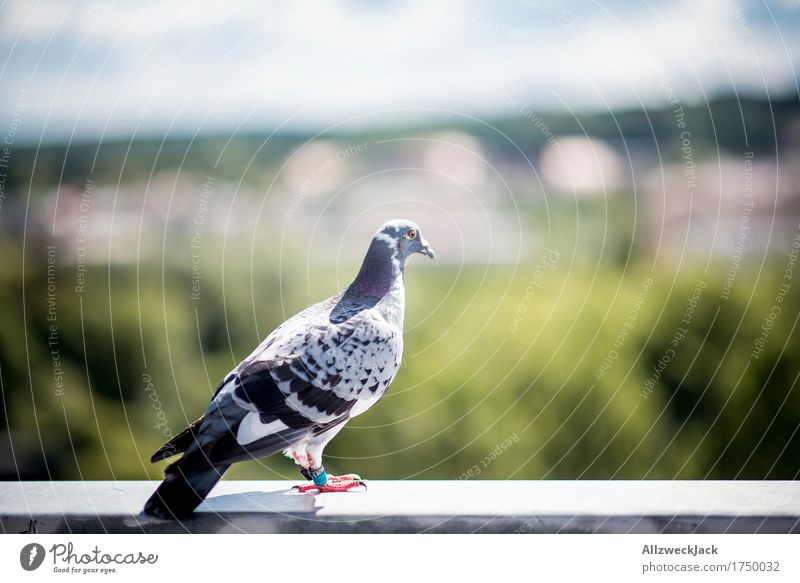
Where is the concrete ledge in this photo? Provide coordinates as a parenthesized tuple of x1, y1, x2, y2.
(1, 481, 798, 534)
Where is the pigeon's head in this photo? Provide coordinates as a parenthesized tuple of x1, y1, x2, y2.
(375, 219, 435, 261)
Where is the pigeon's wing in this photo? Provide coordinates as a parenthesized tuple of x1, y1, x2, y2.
(162, 370, 313, 472)
(166, 309, 401, 470)
(259, 308, 403, 422)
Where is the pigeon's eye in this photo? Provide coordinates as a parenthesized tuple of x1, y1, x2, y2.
(406, 229, 417, 240)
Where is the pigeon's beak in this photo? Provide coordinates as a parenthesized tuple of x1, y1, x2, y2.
(419, 238, 435, 259)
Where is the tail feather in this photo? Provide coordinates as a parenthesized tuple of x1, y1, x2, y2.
(150, 418, 203, 463)
(144, 459, 230, 519)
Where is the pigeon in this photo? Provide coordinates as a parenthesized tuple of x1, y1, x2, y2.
(143, 219, 435, 519)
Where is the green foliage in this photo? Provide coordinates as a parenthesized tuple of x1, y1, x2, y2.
(2, 234, 797, 482)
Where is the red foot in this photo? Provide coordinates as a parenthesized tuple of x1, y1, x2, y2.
(292, 474, 367, 493)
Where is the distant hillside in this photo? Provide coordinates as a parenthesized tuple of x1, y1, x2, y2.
(4, 95, 797, 196)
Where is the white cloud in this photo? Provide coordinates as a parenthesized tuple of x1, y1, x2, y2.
(0, 0, 797, 141)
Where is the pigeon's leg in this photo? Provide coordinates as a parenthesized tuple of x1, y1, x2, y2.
(291, 447, 366, 493)
(292, 465, 366, 493)
(296, 457, 361, 490)
(290, 450, 312, 479)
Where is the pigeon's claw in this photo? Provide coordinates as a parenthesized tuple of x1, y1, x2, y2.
(317, 479, 367, 493)
(291, 474, 367, 493)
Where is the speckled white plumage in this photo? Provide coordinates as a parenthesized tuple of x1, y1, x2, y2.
(236, 291, 403, 440)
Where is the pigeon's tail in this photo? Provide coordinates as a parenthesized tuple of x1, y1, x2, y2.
(144, 458, 230, 520)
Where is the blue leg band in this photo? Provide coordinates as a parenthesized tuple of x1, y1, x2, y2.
(310, 467, 328, 486)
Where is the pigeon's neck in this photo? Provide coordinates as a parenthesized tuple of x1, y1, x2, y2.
(350, 238, 404, 299)
(345, 238, 406, 329)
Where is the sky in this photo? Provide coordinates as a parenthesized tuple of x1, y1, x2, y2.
(1, 0, 799, 143)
